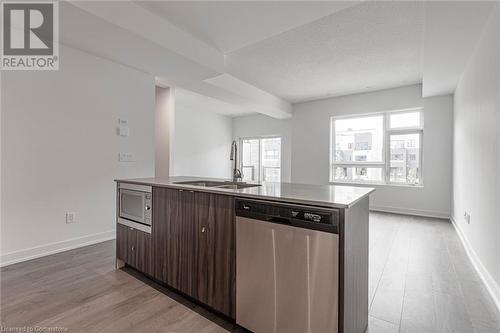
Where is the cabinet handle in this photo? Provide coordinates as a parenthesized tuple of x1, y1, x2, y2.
(131, 246, 135, 251)
(201, 226, 206, 233)
(129, 227, 134, 231)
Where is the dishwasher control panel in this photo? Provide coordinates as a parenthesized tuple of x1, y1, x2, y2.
(235, 199, 340, 234)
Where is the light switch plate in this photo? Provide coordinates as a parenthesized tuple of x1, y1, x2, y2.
(118, 126, 130, 137)
(66, 212, 75, 224)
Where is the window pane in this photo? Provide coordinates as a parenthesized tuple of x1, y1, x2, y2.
(389, 133, 420, 184)
(334, 115, 384, 163)
(241, 139, 259, 182)
(333, 166, 383, 183)
(263, 167, 280, 182)
(241, 137, 282, 183)
(389, 111, 421, 129)
(261, 138, 281, 182)
(242, 166, 256, 181)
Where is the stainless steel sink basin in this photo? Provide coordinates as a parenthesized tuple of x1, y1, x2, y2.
(213, 183, 261, 190)
(174, 180, 261, 190)
(174, 180, 225, 187)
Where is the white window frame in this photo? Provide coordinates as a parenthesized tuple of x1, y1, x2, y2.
(330, 108, 423, 186)
(239, 135, 282, 183)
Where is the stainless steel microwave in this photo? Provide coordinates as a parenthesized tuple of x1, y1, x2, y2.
(118, 183, 152, 233)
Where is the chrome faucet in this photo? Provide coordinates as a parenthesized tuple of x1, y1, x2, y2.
(230, 140, 243, 182)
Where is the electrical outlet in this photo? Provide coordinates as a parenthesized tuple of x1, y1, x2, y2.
(66, 212, 75, 224)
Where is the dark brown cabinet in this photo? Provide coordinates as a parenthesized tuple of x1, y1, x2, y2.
(153, 187, 197, 297)
(116, 223, 129, 263)
(195, 191, 235, 317)
(152, 187, 170, 283)
(116, 223, 153, 277)
(168, 189, 198, 297)
(152, 187, 235, 318)
(131, 229, 153, 276)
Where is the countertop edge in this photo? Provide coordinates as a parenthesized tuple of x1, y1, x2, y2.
(114, 179, 375, 209)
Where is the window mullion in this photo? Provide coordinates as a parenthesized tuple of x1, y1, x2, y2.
(332, 163, 385, 167)
(383, 113, 388, 184)
(258, 138, 262, 182)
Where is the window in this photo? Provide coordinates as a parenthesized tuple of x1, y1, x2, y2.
(240, 137, 281, 182)
(331, 109, 423, 185)
(389, 133, 420, 184)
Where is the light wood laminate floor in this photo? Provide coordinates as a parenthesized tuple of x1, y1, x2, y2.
(1, 212, 499, 333)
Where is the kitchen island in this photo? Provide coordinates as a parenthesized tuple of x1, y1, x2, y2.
(115, 176, 374, 333)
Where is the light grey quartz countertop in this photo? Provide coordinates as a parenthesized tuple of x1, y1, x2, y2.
(115, 176, 375, 209)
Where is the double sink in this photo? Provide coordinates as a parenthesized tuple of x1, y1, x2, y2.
(174, 180, 261, 190)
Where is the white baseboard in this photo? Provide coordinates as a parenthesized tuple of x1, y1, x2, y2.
(0, 230, 116, 267)
(370, 205, 450, 219)
(451, 216, 500, 312)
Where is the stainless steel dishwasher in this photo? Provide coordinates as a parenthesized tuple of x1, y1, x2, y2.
(236, 199, 340, 333)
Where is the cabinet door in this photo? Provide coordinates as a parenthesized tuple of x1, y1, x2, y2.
(175, 189, 198, 298)
(196, 192, 236, 318)
(130, 229, 153, 276)
(154, 187, 198, 297)
(116, 223, 128, 263)
(195, 192, 214, 304)
(127, 227, 138, 268)
(152, 187, 170, 283)
(117, 223, 153, 275)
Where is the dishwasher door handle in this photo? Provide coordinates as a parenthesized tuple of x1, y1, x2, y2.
(265, 215, 290, 224)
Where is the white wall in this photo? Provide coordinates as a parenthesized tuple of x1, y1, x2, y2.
(453, 4, 500, 304)
(292, 84, 453, 218)
(1, 45, 155, 265)
(171, 99, 232, 178)
(155, 86, 174, 178)
(232, 114, 292, 182)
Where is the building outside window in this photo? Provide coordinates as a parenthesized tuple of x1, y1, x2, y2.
(330, 109, 423, 185)
(240, 137, 281, 182)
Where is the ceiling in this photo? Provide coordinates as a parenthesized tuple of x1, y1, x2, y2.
(64, 1, 495, 118)
(225, 1, 424, 102)
(175, 88, 252, 117)
(137, 1, 359, 54)
(138, 0, 427, 103)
